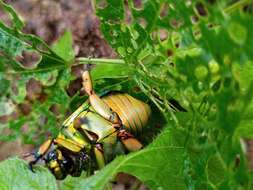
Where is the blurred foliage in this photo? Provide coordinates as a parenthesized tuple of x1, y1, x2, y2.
(0, 158, 57, 190)
(1, 0, 253, 189)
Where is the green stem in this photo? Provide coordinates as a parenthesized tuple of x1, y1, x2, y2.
(76, 57, 125, 65)
(224, 0, 252, 14)
(3, 57, 126, 74)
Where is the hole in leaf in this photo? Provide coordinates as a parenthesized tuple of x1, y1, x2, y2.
(208, 23, 214, 28)
(114, 173, 146, 189)
(170, 18, 183, 29)
(195, 2, 208, 17)
(211, 79, 221, 92)
(150, 31, 160, 45)
(133, 0, 143, 10)
(66, 78, 82, 97)
(193, 28, 201, 39)
(151, 31, 157, 40)
(0, 115, 9, 124)
(107, 19, 121, 25)
(159, 29, 168, 41)
(37, 92, 48, 103)
(49, 104, 60, 116)
(0, 8, 12, 27)
(39, 115, 48, 126)
(132, 86, 141, 93)
(18, 103, 31, 116)
(0, 98, 15, 117)
(137, 18, 147, 29)
(71, 64, 86, 78)
(26, 78, 42, 101)
(15, 50, 42, 68)
(169, 62, 175, 67)
(124, 1, 133, 25)
(11, 78, 19, 96)
(167, 49, 173, 57)
(191, 15, 199, 24)
(160, 3, 169, 18)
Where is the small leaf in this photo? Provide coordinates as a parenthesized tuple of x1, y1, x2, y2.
(206, 154, 226, 186)
(52, 30, 75, 63)
(91, 63, 129, 80)
(194, 65, 208, 80)
(228, 22, 247, 45)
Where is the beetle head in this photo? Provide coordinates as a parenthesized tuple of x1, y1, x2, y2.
(44, 149, 73, 180)
(44, 149, 90, 180)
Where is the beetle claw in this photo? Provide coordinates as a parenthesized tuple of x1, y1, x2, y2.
(29, 161, 36, 173)
(22, 152, 33, 158)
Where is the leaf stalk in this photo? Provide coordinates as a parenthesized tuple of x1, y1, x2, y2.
(76, 57, 125, 65)
(224, 0, 252, 14)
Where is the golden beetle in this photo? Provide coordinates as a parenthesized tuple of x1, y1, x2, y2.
(27, 70, 151, 179)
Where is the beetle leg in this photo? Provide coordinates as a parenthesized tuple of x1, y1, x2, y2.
(28, 139, 53, 172)
(82, 71, 121, 126)
(70, 151, 90, 177)
(117, 129, 143, 152)
(94, 143, 105, 169)
(54, 137, 84, 153)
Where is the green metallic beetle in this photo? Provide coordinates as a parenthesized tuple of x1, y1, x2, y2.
(27, 70, 151, 179)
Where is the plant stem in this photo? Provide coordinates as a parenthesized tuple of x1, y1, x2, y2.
(76, 57, 125, 65)
(224, 0, 252, 14)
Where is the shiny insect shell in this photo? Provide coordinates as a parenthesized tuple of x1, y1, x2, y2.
(28, 71, 151, 179)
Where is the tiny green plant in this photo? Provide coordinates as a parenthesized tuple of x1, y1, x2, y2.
(1, 0, 253, 190)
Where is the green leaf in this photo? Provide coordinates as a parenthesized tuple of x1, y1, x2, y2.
(0, 158, 57, 190)
(0, 27, 27, 57)
(52, 30, 75, 63)
(0, 2, 66, 73)
(91, 63, 129, 80)
(228, 22, 247, 45)
(206, 154, 226, 186)
(0, 0, 24, 30)
(61, 127, 187, 190)
(234, 119, 253, 139)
